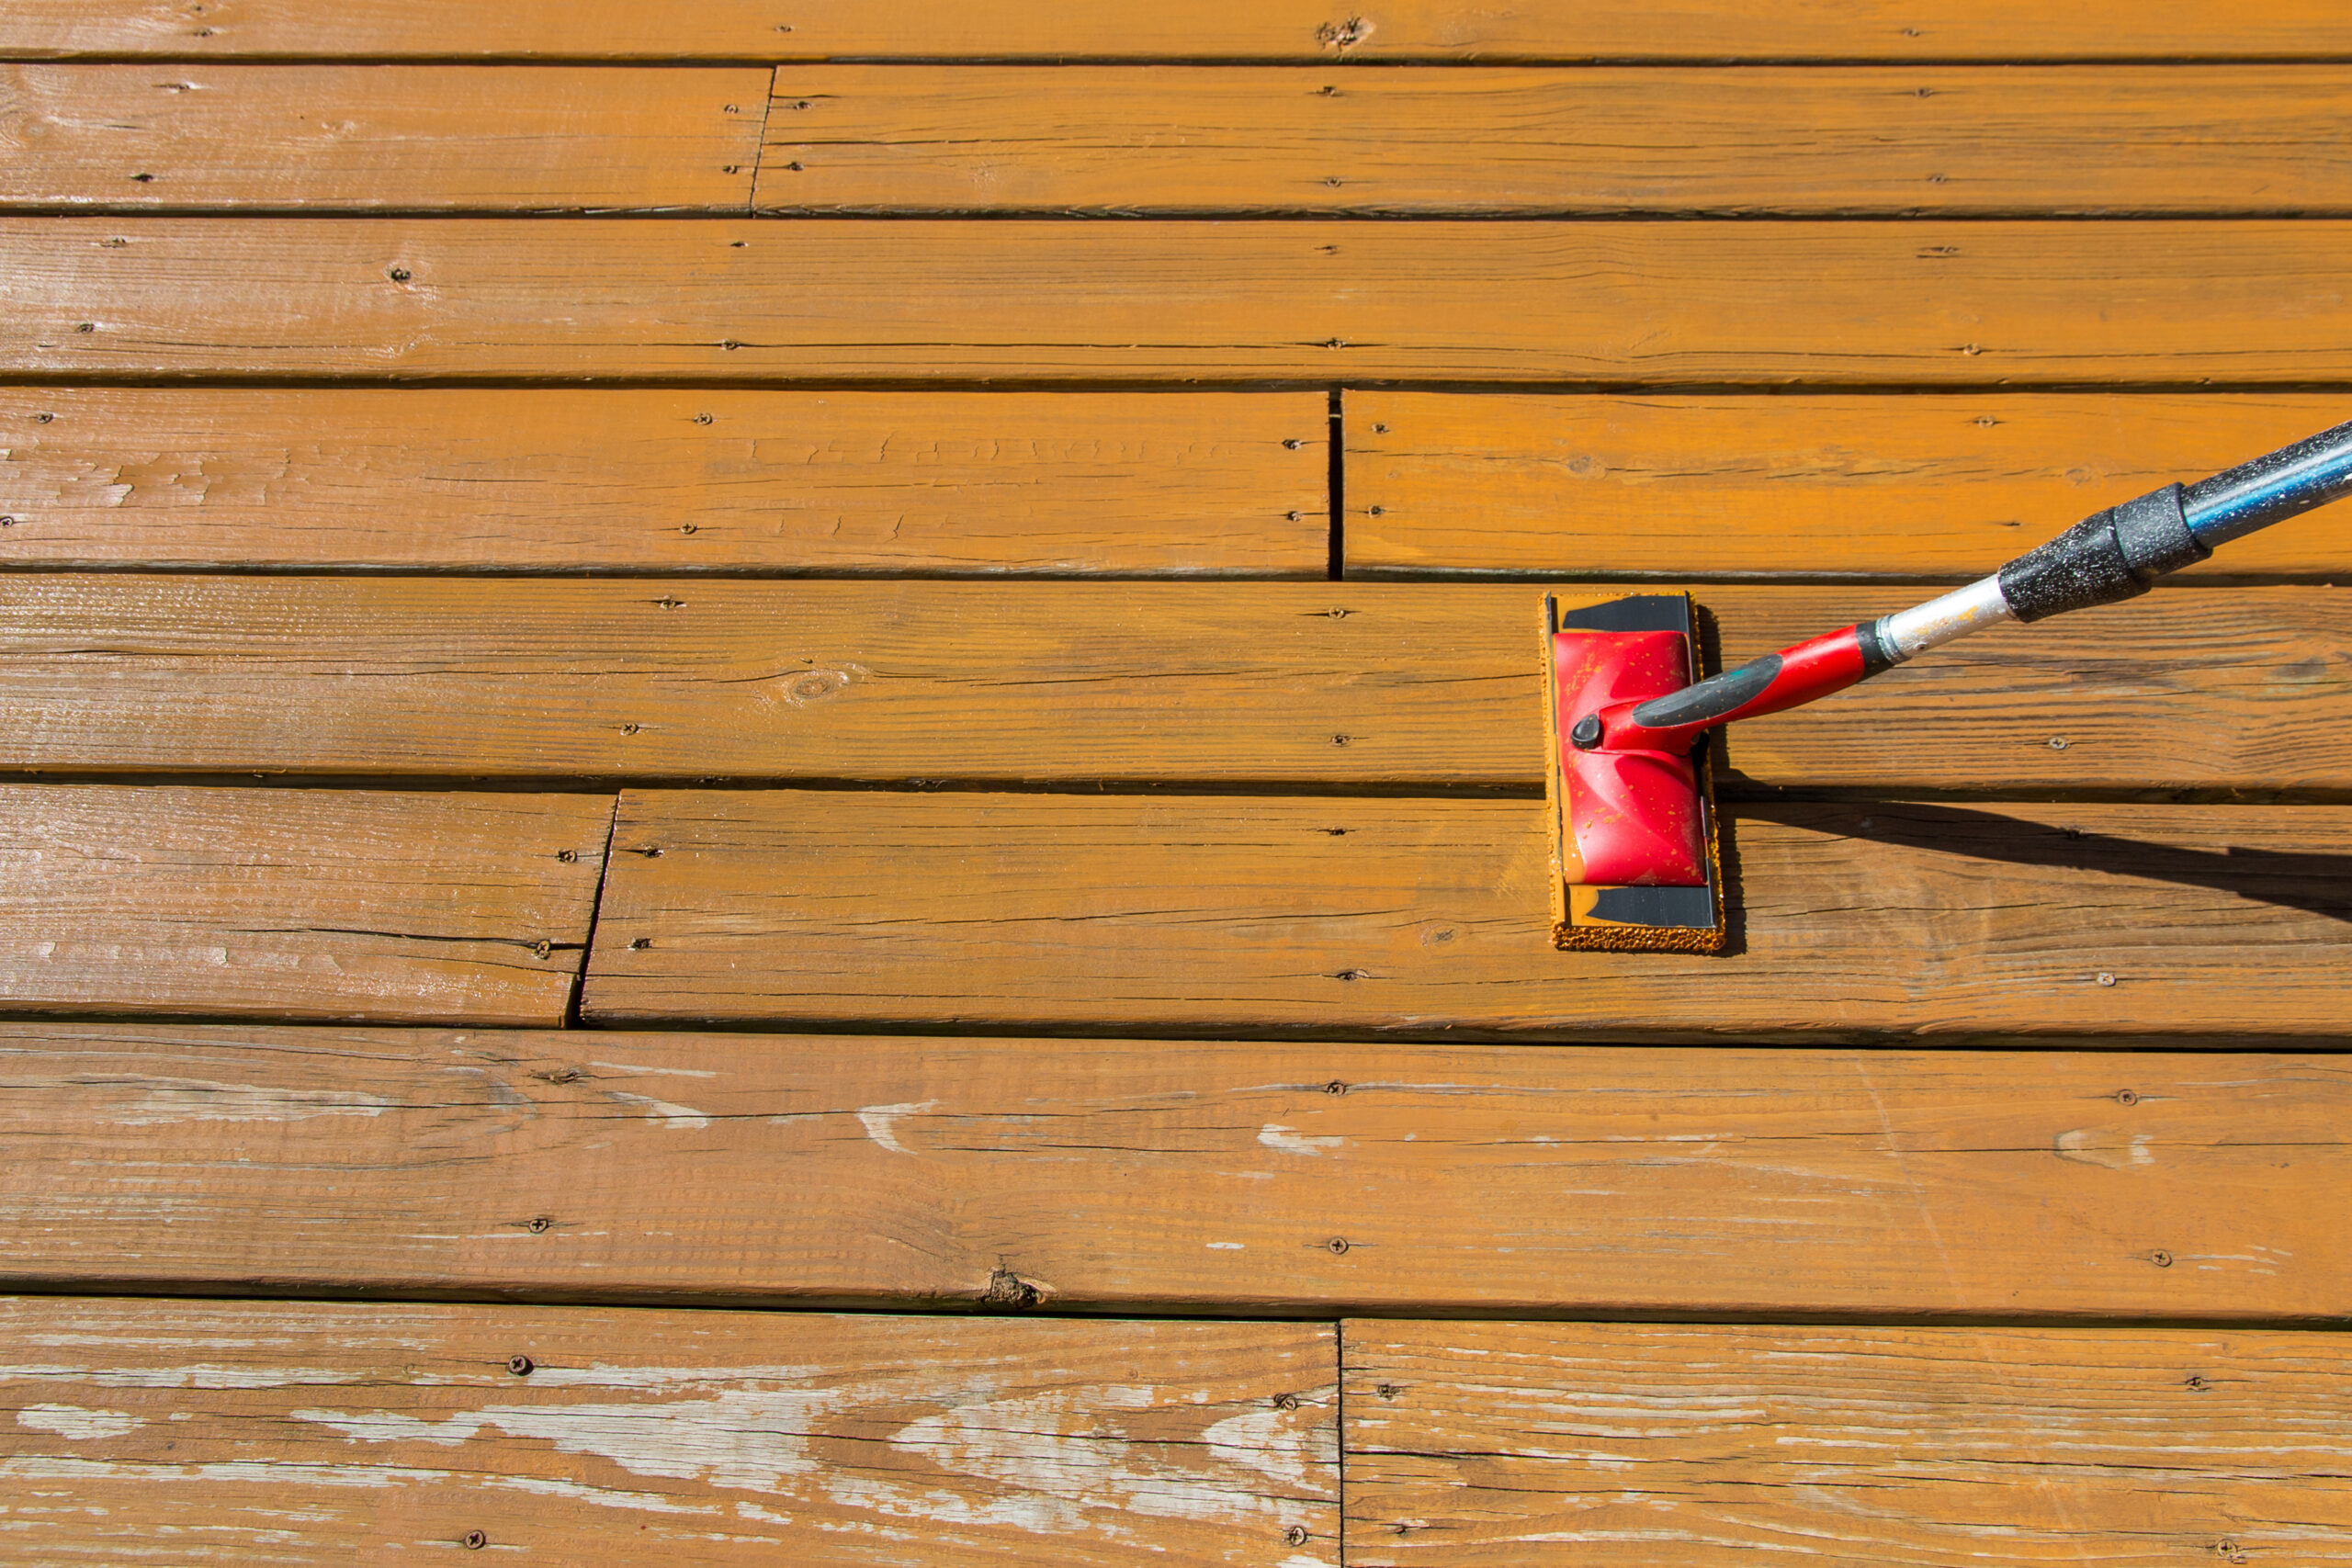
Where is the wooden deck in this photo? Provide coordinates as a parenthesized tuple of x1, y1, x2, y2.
(2, 7, 2348, 1562)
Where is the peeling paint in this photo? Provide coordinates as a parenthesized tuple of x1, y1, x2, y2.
(856, 1100, 940, 1156)
(15, 1404, 145, 1441)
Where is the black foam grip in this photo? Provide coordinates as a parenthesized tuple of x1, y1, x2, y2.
(1998, 483, 2211, 623)
(2111, 482, 2209, 578)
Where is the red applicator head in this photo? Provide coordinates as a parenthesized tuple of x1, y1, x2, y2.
(1543, 593, 1726, 954)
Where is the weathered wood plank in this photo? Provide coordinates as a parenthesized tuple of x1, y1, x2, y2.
(0, 786, 607, 1024)
(0, 1296, 1338, 1566)
(1345, 391, 2352, 580)
(582, 792, 2352, 1043)
(1343, 1321, 2352, 1565)
(13, 219, 2352, 384)
(4, 1025, 2345, 1319)
(758, 65, 2352, 215)
(0, 389, 1328, 572)
(6, 1, 2348, 62)
(0, 64, 764, 211)
(0, 578, 2342, 795)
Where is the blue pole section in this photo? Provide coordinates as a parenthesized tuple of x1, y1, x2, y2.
(2182, 417, 2352, 547)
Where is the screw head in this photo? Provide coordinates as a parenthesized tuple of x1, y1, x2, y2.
(1284, 1526, 1310, 1547)
(1272, 1392, 1300, 1411)
(507, 1354, 535, 1377)
(387, 266, 411, 282)
(1327, 1236, 1350, 1255)
(2097, 972, 2117, 987)
(462, 1530, 488, 1551)
(2115, 1088, 2136, 1104)
(2149, 1249, 2174, 1268)
(526, 1215, 552, 1235)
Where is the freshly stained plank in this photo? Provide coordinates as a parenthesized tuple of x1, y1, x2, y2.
(583, 792, 2352, 1042)
(0, 65, 764, 211)
(0, 786, 607, 1024)
(1344, 1322, 2352, 1566)
(8, 1, 2350, 62)
(760, 65, 2352, 215)
(5, 1025, 2346, 1319)
(0, 389, 1327, 573)
(16, 219, 2352, 384)
(0, 1296, 1338, 1566)
(1346, 391, 2352, 580)
(1, 577, 2344, 795)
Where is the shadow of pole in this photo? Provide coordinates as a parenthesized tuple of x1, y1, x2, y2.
(1735, 799, 2352, 926)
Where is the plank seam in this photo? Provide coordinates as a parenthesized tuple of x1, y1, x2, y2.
(565, 795, 623, 1029)
(745, 66, 782, 215)
(1334, 1316, 1350, 1565)
(1328, 387, 1345, 581)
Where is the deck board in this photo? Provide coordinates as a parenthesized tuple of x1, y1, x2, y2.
(0, 64, 765, 212)
(1345, 391, 2352, 580)
(3, 578, 2343, 794)
(0, 389, 1328, 573)
(15, 218, 2352, 383)
(0, 1295, 1339, 1566)
(10, 1, 2351, 62)
(757, 65, 2352, 216)
(582, 791, 2352, 1042)
(3, 1026, 2344, 1320)
(1343, 1322, 2352, 1565)
(0, 785, 608, 1024)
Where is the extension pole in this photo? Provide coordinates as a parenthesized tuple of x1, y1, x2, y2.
(1570, 417, 2352, 758)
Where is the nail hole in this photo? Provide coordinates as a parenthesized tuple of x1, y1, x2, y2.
(2115, 1088, 2136, 1104)
(131, 172, 155, 183)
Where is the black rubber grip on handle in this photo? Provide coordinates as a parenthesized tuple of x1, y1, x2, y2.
(1996, 482, 2210, 623)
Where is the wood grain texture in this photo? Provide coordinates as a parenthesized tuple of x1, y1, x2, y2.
(582, 792, 2352, 1043)
(4, 1025, 2345, 1319)
(0, 64, 764, 211)
(1346, 392, 2352, 580)
(6, 1, 2350, 61)
(1, 578, 2343, 795)
(1343, 1321, 2352, 1565)
(15, 218, 2352, 384)
(759, 65, 2352, 215)
(0, 1296, 1338, 1566)
(0, 389, 1328, 572)
(0, 786, 608, 1024)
